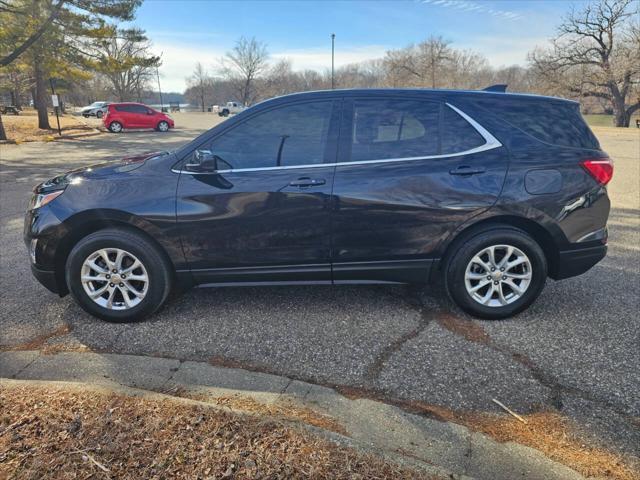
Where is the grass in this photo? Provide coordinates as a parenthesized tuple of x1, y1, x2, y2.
(1, 109, 99, 143)
(0, 383, 438, 480)
(584, 114, 640, 128)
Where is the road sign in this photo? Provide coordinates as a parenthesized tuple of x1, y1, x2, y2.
(51, 95, 59, 107)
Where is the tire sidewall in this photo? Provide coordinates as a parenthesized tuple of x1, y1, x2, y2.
(66, 230, 171, 322)
(109, 121, 122, 133)
(446, 228, 547, 320)
(157, 121, 169, 132)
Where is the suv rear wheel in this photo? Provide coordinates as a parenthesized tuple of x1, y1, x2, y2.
(445, 226, 547, 319)
(65, 229, 172, 322)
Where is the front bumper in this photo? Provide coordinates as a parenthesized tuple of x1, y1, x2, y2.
(552, 244, 607, 280)
(31, 264, 60, 294)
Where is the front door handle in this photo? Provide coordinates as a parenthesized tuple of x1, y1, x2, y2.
(289, 177, 326, 187)
(449, 165, 486, 176)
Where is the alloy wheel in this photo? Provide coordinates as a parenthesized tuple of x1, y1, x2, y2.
(80, 248, 149, 310)
(464, 244, 532, 307)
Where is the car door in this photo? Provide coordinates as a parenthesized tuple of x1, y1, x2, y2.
(129, 104, 150, 128)
(331, 96, 507, 284)
(176, 99, 340, 284)
(142, 107, 158, 128)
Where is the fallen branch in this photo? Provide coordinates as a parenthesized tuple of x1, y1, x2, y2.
(491, 398, 528, 424)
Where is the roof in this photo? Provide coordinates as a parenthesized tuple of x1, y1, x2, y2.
(257, 88, 578, 106)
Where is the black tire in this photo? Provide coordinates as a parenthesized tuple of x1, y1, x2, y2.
(96, 110, 103, 118)
(108, 121, 123, 133)
(156, 120, 169, 132)
(83, 114, 89, 118)
(222, 109, 229, 117)
(65, 228, 172, 322)
(444, 226, 547, 320)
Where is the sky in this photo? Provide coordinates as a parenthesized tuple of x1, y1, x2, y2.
(132, 0, 589, 92)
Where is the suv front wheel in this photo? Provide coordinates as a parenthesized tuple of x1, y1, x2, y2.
(65, 229, 172, 322)
(445, 226, 547, 319)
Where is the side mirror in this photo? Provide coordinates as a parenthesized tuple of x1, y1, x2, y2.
(184, 149, 216, 172)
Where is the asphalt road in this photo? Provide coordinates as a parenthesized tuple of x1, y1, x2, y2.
(1, 114, 638, 465)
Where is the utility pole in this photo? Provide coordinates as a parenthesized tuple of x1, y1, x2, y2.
(156, 52, 164, 112)
(331, 33, 335, 89)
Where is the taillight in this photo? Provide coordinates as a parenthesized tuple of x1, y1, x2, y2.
(581, 158, 613, 185)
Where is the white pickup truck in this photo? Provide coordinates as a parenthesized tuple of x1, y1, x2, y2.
(212, 101, 246, 117)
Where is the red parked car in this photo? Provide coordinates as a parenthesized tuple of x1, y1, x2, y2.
(103, 102, 174, 133)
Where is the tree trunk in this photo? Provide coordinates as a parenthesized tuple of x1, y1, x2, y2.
(613, 106, 630, 127)
(34, 61, 51, 129)
(0, 113, 7, 141)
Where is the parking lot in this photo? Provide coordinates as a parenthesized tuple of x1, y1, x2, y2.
(1, 113, 638, 465)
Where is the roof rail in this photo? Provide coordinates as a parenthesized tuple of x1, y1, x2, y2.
(483, 84, 508, 93)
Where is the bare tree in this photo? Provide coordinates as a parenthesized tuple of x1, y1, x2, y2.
(529, 0, 640, 127)
(220, 36, 269, 105)
(186, 62, 212, 111)
(385, 36, 452, 88)
(95, 28, 160, 102)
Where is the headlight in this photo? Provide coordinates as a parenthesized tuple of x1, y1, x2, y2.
(29, 190, 64, 210)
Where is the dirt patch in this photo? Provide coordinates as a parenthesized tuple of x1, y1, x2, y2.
(1, 110, 99, 143)
(0, 383, 438, 480)
(435, 312, 491, 345)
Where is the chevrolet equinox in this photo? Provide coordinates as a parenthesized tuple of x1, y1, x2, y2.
(25, 88, 612, 322)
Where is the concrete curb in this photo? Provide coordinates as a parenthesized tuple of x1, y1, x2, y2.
(0, 350, 584, 480)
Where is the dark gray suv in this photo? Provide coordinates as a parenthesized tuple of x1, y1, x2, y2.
(25, 87, 612, 322)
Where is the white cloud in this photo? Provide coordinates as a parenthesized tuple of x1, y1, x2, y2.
(153, 42, 225, 92)
(271, 45, 387, 71)
(421, 0, 524, 21)
(456, 35, 550, 66)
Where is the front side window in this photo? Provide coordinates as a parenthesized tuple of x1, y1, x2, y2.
(206, 101, 333, 170)
(350, 99, 440, 162)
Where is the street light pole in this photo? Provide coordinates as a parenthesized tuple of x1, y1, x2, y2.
(331, 33, 335, 89)
(156, 52, 164, 112)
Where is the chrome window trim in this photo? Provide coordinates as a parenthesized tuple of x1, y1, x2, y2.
(172, 102, 502, 175)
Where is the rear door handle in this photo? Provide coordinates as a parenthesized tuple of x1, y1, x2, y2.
(449, 165, 486, 176)
(289, 177, 326, 187)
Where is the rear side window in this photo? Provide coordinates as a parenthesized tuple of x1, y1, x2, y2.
(350, 99, 440, 161)
(442, 106, 485, 153)
(470, 98, 599, 149)
(207, 101, 333, 169)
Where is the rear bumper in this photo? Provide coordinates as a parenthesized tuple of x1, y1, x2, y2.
(551, 244, 607, 280)
(31, 264, 60, 294)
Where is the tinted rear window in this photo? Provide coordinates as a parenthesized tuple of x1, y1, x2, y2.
(350, 99, 440, 161)
(442, 106, 485, 153)
(470, 98, 599, 149)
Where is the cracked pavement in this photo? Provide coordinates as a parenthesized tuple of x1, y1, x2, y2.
(1, 115, 639, 467)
